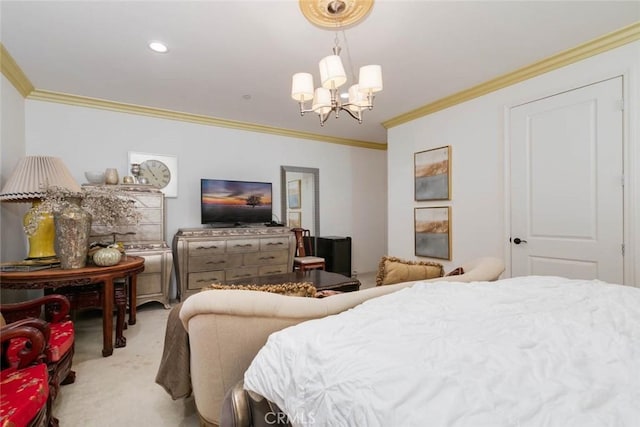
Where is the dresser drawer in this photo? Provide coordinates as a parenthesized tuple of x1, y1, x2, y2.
(133, 194, 163, 208)
(129, 224, 163, 242)
(260, 237, 290, 251)
(137, 208, 163, 224)
(188, 270, 225, 290)
(226, 239, 259, 253)
(91, 223, 163, 242)
(135, 252, 163, 273)
(138, 273, 162, 295)
(189, 254, 242, 272)
(244, 250, 289, 266)
(226, 267, 258, 281)
(188, 240, 226, 256)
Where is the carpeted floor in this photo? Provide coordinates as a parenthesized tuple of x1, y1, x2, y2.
(52, 303, 200, 426)
(52, 271, 376, 426)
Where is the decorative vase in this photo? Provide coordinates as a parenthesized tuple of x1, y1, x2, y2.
(104, 168, 119, 185)
(54, 200, 92, 269)
(93, 247, 122, 267)
(24, 201, 56, 259)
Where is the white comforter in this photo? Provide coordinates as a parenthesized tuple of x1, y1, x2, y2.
(244, 276, 640, 427)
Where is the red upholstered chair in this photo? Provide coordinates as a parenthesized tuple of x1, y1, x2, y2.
(1, 321, 55, 427)
(1, 294, 75, 400)
(291, 228, 325, 272)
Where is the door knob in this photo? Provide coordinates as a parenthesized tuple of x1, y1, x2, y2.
(512, 237, 527, 245)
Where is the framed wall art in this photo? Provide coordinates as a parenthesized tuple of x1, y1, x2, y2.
(287, 179, 301, 209)
(414, 206, 451, 260)
(288, 211, 301, 228)
(414, 145, 451, 201)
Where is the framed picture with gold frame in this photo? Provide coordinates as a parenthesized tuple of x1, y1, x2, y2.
(288, 211, 301, 228)
(414, 206, 451, 260)
(415, 145, 451, 201)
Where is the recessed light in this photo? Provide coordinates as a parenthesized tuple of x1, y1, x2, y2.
(148, 41, 168, 53)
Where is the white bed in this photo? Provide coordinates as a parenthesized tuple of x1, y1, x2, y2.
(244, 276, 640, 427)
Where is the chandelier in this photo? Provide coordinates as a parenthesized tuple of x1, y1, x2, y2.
(291, 0, 382, 126)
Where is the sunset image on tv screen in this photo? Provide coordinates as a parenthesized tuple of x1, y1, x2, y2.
(201, 179, 272, 224)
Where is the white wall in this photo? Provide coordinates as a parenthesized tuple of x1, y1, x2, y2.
(1, 74, 45, 302)
(388, 42, 640, 285)
(0, 74, 28, 262)
(22, 101, 388, 289)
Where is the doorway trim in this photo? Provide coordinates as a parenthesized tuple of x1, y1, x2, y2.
(280, 166, 320, 240)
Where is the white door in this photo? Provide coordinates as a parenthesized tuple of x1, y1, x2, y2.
(510, 77, 623, 283)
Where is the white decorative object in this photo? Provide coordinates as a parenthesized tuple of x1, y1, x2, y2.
(84, 171, 105, 184)
(93, 247, 122, 266)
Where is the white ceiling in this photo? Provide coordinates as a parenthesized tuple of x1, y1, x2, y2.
(2, 1, 638, 145)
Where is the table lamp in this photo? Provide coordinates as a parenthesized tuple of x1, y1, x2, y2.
(0, 156, 81, 259)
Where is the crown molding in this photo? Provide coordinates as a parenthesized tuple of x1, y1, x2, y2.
(27, 89, 387, 150)
(0, 43, 35, 98)
(383, 21, 640, 129)
(5, 21, 636, 147)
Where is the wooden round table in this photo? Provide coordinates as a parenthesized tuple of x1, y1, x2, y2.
(0, 256, 145, 357)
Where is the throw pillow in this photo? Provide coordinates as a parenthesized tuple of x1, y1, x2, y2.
(315, 290, 343, 298)
(376, 256, 444, 286)
(203, 282, 317, 297)
(445, 267, 465, 276)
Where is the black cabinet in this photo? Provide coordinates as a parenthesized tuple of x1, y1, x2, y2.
(316, 236, 352, 277)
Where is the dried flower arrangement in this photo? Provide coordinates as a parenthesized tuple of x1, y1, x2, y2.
(24, 186, 140, 235)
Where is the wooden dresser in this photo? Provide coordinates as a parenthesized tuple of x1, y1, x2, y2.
(172, 227, 295, 301)
(88, 184, 173, 308)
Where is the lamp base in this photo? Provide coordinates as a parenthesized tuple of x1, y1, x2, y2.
(24, 202, 57, 259)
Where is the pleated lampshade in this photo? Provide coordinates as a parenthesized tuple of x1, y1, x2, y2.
(0, 156, 81, 202)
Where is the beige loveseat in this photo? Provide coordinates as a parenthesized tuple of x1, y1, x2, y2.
(179, 257, 505, 427)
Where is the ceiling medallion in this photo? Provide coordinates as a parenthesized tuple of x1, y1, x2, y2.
(299, 0, 374, 29)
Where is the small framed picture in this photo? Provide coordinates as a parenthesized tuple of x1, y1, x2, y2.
(288, 211, 301, 228)
(415, 145, 451, 201)
(287, 180, 301, 209)
(415, 206, 451, 260)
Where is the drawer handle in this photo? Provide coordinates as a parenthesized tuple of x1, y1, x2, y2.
(259, 256, 275, 260)
(206, 261, 226, 265)
(233, 274, 252, 278)
(265, 270, 281, 274)
(266, 242, 283, 246)
(196, 245, 218, 250)
(234, 244, 253, 248)
(197, 278, 220, 283)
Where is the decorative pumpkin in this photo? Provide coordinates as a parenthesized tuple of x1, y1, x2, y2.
(93, 247, 122, 267)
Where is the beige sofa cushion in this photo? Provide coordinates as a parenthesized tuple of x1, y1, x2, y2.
(204, 282, 317, 297)
(376, 256, 444, 286)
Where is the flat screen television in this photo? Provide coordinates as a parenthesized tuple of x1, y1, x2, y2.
(201, 179, 272, 226)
